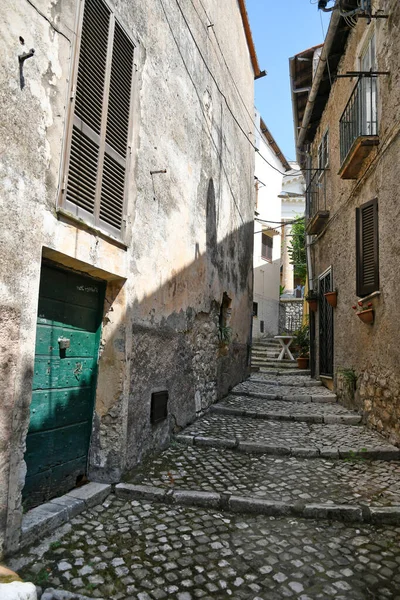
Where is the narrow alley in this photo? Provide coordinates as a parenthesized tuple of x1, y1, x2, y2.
(9, 339, 400, 599)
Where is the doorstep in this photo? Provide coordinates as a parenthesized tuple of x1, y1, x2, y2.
(20, 483, 111, 550)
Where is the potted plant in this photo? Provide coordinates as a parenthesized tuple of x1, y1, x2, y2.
(324, 289, 338, 308)
(305, 290, 318, 312)
(352, 301, 374, 324)
(292, 324, 309, 369)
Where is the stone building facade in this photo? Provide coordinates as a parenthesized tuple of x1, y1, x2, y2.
(0, 0, 258, 556)
(292, 0, 400, 442)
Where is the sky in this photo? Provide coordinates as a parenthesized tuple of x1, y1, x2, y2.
(246, 0, 331, 162)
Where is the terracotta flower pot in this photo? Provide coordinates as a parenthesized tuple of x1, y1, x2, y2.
(357, 309, 374, 324)
(297, 357, 309, 369)
(324, 291, 337, 308)
(307, 299, 318, 312)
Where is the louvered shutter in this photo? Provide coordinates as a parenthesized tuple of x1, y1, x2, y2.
(100, 22, 134, 236)
(65, 0, 111, 224)
(64, 0, 134, 237)
(356, 199, 379, 296)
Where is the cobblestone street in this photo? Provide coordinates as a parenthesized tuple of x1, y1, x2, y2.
(10, 367, 400, 599)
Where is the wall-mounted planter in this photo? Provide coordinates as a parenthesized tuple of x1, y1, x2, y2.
(357, 309, 374, 324)
(306, 298, 318, 312)
(324, 291, 337, 308)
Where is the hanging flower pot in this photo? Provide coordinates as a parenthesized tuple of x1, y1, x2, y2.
(356, 309, 374, 324)
(324, 290, 337, 308)
(307, 298, 318, 312)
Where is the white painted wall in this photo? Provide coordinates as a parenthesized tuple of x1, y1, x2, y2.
(280, 164, 305, 297)
(253, 114, 285, 339)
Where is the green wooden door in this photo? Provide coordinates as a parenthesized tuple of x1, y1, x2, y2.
(23, 264, 105, 509)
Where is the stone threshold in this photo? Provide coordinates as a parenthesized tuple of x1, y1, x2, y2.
(175, 433, 400, 460)
(210, 404, 362, 425)
(115, 483, 400, 525)
(41, 589, 103, 600)
(20, 482, 112, 550)
(230, 390, 337, 403)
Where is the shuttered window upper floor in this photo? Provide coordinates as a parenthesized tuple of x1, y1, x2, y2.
(356, 198, 379, 297)
(59, 0, 135, 240)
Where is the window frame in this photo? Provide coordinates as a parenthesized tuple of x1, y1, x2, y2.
(317, 129, 329, 178)
(58, 0, 138, 242)
(261, 232, 273, 262)
(356, 198, 379, 297)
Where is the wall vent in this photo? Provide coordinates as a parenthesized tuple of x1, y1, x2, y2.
(151, 391, 169, 424)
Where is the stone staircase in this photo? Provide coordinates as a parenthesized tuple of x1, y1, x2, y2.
(251, 338, 310, 375)
(122, 363, 400, 526)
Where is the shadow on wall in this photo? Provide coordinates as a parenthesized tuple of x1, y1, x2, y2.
(1, 210, 253, 556)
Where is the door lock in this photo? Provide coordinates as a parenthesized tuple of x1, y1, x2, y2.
(58, 337, 71, 350)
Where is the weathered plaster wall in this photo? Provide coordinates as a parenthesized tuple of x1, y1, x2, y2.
(309, 0, 400, 445)
(0, 0, 254, 555)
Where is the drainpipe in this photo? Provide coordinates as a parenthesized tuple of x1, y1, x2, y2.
(296, 10, 341, 155)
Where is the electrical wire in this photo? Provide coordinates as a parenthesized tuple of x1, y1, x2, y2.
(158, 0, 247, 224)
(174, 0, 293, 178)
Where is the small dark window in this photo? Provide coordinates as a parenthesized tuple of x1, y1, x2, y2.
(318, 129, 329, 173)
(253, 302, 258, 317)
(151, 391, 169, 424)
(261, 233, 273, 261)
(356, 198, 379, 297)
(260, 320, 265, 333)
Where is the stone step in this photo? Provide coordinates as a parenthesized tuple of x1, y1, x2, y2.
(176, 413, 400, 461)
(251, 360, 297, 368)
(258, 368, 311, 376)
(250, 376, 323, 387)
(232, 381, 336, 403)
(121, 444, 400, 524)
(211, 395, 356, 423)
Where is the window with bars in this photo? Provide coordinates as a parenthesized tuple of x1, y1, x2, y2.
(356, 199, 379, 297)
(318, 129, 329, 175)
(261, 233, 273, 261)
(61, 0, 135, 238)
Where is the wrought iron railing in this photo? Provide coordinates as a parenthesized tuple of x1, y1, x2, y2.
(339, 75, 378, 165)
(306, 168, 327, 220)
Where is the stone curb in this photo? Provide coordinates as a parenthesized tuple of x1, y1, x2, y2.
(113, 483, 400, 524)
(42, 588, 104, 599)
(20, 483, 111, 549)
(230, 390, 337, 404)
(210, 404, 361, 425)
(175, 433, 400, 461)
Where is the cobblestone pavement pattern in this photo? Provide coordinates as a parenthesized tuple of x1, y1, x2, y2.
(179, 413, 397, 452)
(131, 445, 400, 507)
(11, 345, 400, 599)
(16, 496, 400, 599)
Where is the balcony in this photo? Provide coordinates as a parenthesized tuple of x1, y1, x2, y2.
(339, 75, 379, 179)
(306, 169, 329, 235)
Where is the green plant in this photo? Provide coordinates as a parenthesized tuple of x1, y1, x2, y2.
(337, 367, 358, 390)
(292, 324, 309, 357)
(287, 217, 306, 284)
(49, 540, 62, 550)
(218, 325, 232, 345)
(279, 285, 286, 296)
(305, 290, 319, 301)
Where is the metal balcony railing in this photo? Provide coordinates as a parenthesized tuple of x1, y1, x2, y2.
(306, 169, 327, 220)
(340, 75, 378, 165)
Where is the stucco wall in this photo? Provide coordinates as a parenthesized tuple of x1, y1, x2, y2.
(308, 0, 400, 445)
(0, 0, 255, 555)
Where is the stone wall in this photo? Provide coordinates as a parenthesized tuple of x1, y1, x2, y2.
(0, 0, 254, 555)
(308, 0, 400, 446)
(279, 299, 303, 334)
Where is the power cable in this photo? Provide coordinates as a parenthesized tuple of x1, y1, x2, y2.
(173, 0, 293, 177)
(158, 0, 246, 224)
